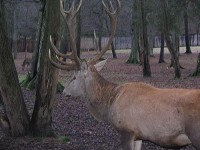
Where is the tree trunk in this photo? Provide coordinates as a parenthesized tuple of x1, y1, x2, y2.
(111, 41, 117, 58)
(148, 31, 154, 57)
(30, 0, 60, 134)
(0, 91, 2, 104)
(184, 8, 192, 54)
(139, 0, 151, 77)
(12, 4, 18, 59)
(192, 53, 200, 76)
(158, 32, 165, 63)
(161, 0, 181, 78)
(127, 0, 139, 64)
(76, 3, 81, 58)
(0, 2, 30, 136)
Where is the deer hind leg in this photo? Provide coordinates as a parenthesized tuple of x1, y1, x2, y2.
(119, 131, 142, 150)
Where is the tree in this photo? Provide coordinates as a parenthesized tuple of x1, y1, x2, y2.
(138, 0, 151, 77)
(76, 1, 82, 58)
(127, 0, 139, 64)
(192, 53, 200, 76)
(160, 0, 181, 78)
(0, 0, 30, 136)
(158, 32, 165, 63)
(184, 1, 192, 54)
(30, 0, 60, 134)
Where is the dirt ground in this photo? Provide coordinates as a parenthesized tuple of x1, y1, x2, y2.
(0, 50, 200, 150)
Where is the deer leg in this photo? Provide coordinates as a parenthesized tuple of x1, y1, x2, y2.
(134, 140, 142, 150)
(120, 131, 135, 150)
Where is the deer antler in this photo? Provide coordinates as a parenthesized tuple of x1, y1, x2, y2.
(88, 0, 121, 65)
(93, 30, 99, 54)
(49, 0, 82, 70)
(49, 0, 120, 69)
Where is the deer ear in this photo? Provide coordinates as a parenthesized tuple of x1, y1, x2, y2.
(94, 59, 107, 72)
(81, 60, 88, 71)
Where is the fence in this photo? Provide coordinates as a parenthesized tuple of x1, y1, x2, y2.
(154, 34, 200, 48)
(17, 36, 35, 52)
(16, 34, 200, 53)
(81, 34, 200, 50)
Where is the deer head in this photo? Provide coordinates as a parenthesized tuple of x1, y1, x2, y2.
(49, 0, 121, 97)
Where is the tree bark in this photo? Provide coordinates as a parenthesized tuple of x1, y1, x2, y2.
(0, 1, 30, 136)
(158, 32, 165, 63)
(148, 30, 154, 57)
(127, 0, 139, 64)
(184, 7, 192, 54)
(30, 0, 60, 134)
(161, 0, 181, 78)
(111, 41, 117, 58)
(192, 53, 200, 76)
(76, 3, 81, 58)
(139, 0, 151, 77)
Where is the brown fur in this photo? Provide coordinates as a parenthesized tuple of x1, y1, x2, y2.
(64, 62, 200, 149)
(84, 66, 199, 149)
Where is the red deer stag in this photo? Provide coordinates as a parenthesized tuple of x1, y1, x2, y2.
(49, 0, 200, 149)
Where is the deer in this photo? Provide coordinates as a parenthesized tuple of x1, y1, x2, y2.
(49, 0, 200, 150)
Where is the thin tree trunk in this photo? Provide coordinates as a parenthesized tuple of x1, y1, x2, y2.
(159, 33, 165, 63)
(76, 4, 81, 58)
(0, 2, 30, 136)
(148, 31, 154, 57)
(184, 9, 192, 54)
(111, 41, 117, 58)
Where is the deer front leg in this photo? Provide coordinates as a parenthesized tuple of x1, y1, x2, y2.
(134, 140, 142, 150)
(120, 131, 142, 150)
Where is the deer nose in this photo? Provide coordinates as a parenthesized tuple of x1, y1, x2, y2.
(63, 91, 71, 97)
(66, 94, 71, 98)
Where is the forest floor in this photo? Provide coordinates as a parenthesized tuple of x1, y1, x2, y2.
(0, 48, 200, 150)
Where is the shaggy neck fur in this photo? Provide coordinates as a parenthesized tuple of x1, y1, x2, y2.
(84, 65, 118, 122)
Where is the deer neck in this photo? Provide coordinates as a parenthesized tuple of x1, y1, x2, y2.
(84, 67, 118, 122)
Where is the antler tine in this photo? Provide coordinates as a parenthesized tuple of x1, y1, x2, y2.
(93, 30, 99, 53)
(109, 1, 114, 12)
(49, 0, 83, 70)
(50, 35, 74, 59)
(49, 49, 77, 70)
(73, 0, 82, 17)
(102, 0, 121, 17)
(89, 0, 121, 65)
(61, 0, 82, 19)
